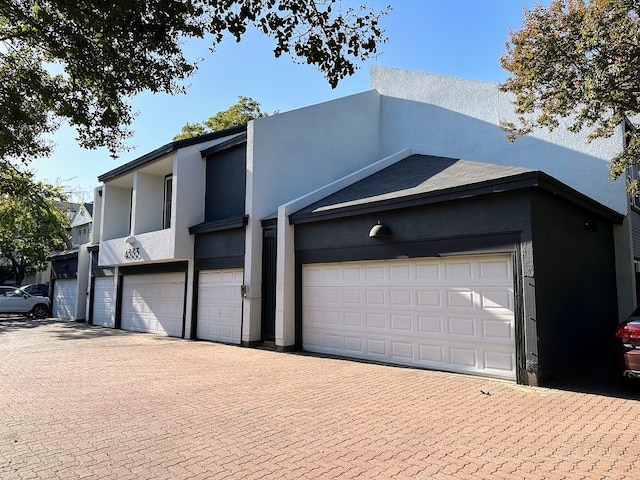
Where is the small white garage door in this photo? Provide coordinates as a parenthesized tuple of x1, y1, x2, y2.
(302, 254, 516, 380)
(92, 276, 115, 327)
(53, 278, 78, 319)
(121, 272, 185, 337)
(197, 269, 243, 344)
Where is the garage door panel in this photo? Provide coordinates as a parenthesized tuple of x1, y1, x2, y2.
(196, 268, 243, 344)
(480, 289, 513, 310)
(303, 254, 516, 380)
(482, 315, 514, 341)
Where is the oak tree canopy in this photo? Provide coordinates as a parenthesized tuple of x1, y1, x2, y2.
(1, 1, 388, 168)
(173, 96, 271, 140)
(500, 0, 640, 192)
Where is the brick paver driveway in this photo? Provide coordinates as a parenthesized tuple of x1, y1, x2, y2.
(1, 318, 640, 479)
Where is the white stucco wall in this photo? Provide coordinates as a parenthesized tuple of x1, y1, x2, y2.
(241, 90, 383, 342)
(249, 89, 382, 219)
(172, 143, 208, 260)
(133, 172, 164, 234)
(371, 66, 627, 215)
(101, 184, 131, 241)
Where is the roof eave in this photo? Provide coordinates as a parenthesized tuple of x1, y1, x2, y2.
(97, 125, 247, 183)
(290, 171, 625, 225)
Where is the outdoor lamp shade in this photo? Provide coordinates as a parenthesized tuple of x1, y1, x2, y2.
(369, 221, 391, 238)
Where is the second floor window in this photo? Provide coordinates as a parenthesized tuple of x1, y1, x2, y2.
(163, 175, 173, 229)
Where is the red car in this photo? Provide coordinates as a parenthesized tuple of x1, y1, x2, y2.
(615, 307, 640, 380)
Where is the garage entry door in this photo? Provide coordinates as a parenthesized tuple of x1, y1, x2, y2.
(302, 254, 516, 380)
(197, 269, 243, 344)
(121, 272, 185, 337)
(92, 276, 115, 327)
(53, 278, 78, 319)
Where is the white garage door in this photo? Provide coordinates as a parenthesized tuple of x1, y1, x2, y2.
(197, 269, 243, 344)
(121, 272, 185, 337)
(53, 278, 78, 319)
(92, 276, 115, 327)
(302, 254, 516, 380)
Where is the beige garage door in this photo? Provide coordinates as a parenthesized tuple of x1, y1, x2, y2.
(92, 276, 115, 327)
(53, 278, 78, 320)
(302, 254, 516, 380)
(121, 272, 185, 337)
(197, 269, 243, 344)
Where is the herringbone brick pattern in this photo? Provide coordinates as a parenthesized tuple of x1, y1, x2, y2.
(1, 317, 640, 479)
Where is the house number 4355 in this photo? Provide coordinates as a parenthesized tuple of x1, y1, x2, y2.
(124, 247, 140, 261)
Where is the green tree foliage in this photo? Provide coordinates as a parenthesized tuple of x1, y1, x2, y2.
(173, 96, 271, 140)
(500, 0, 640, 193)
(1, 1, 389, 165)
(0, 172, 70, 285)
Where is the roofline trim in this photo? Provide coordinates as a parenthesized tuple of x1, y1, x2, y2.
(200, 132, 247, 158)
(98, 125, 247, 182)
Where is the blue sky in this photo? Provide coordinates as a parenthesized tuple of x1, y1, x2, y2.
(31, 0, 546, 198)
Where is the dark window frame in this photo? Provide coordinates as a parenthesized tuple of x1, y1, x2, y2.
(163, 174, 173, 229)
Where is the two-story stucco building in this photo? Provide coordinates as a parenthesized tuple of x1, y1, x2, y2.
(90, 67, 634, 386)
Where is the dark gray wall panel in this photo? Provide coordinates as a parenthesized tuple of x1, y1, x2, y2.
(205, 144, 246, 221)
(295, 192, 534, 272)
(631, 209, 640, 258)
(194, 228, 245, 266)
(530, 190, 618, 379)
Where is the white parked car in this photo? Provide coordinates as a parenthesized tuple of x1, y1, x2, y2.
(0, 286, 50, 318)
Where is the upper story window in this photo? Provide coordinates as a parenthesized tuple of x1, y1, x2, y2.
(163, 174, 173, 229)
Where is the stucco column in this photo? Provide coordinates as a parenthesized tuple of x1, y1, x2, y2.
(241, 217, 263, 344)
(275, 206, 296, 348)
(183, 259, 195, 339)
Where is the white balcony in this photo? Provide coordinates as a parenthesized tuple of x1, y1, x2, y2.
(99, 229, 175, 266)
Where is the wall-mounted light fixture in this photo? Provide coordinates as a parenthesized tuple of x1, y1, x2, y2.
(369, 220, 392, 238)
(584, 221, 597, 232)
(125, 235, 137, 246)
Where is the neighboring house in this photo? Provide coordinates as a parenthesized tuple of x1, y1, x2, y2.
(92, 66, 634, 386)
(48, 202, 93, 320)
(20, 200, 82, 287)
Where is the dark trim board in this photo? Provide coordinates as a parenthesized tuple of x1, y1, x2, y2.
(189, 215, 248, 235)
(190, 270, 200, 340)
(88, 276, 96, 325)
(512, 243, 527, 385)
(296, 232, 521, 265)
(195, 256, 245, 271)
(118, 261, 188, 276)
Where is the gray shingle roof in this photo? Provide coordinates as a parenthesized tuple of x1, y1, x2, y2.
(295, 155, 534, 214)
(290, 154, 623, 224)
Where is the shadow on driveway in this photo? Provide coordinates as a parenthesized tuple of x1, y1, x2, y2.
(547, 364, 640, 401)
(0, 315, 60, 334)
(0, 316, 127, 341)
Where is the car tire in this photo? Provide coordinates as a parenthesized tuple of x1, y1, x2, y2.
(32, 304, 49, 318)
